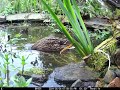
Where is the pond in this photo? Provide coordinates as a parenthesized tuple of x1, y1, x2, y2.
(0, 23, 80, 87)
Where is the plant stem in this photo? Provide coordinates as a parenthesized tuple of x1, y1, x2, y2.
(22, 65, 24, 76)
(6, 65, 9, 86)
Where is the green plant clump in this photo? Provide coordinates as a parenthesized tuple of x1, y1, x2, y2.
(80, 0, 112, 18)
(0, 0, 41, 15)
(42, 0, 94, 58)
(0, 33, 32, 87)
(42, 0, 117, 73)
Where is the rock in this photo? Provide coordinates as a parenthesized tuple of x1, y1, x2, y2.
(31, 74, 47, 83)
(103, 0, 120, 9)
(71, 79, 83, 87)
(54, 61, 98, 82)
(108, 77, 120, 87)
(20, 74, 48, 84)
(111, 49, 120, 65)
(95, 81, 104, 87)
(6, 13, 46, 22)
(116, 37, 120, 48)
(84, 17, 111, 30)
(31, 36, 70, 52)
(103, 70, 116, 84)
(71, 79, 96, 87)
(112, 49, 120, 67)
(104, 84, 109, 87)
(0, 15, 6, 22)
(115, 68, 120, 77)
(17, 67, 49, 83)
(83, 81, 96, 88)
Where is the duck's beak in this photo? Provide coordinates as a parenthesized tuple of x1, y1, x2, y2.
(60, 44, 73, 54)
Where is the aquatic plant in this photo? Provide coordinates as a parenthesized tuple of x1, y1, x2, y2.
(42, 0, 94, 58)
(18, 56, 27, 76)
(11, 75, 32, 87)
(0, 53, 10, 86)
(0, 33, 32, 87)
(41, 0, 118, 72)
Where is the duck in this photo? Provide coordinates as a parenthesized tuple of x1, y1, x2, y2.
(31, 36, 72, 52)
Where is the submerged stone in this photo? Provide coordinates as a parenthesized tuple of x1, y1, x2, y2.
(54, 61, 99, 82)
(17, 67, 49, 83)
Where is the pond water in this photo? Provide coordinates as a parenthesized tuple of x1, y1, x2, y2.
(0, 23, 80, 87)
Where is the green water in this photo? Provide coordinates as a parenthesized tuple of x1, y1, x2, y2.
(0, 23, 80, 87)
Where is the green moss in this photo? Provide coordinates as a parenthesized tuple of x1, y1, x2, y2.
(86, 52, 108, 71)
(19, 67, 45, 76)
(30, 67, 45, 75)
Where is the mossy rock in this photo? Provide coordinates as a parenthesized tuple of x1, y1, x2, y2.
(85, 52, 108, 71)
(19, 67, 45, 76)
(18, 67, 53, 83)
(19, 67, 53, 75)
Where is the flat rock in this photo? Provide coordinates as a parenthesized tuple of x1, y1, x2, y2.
(6, 13, 46, 21)
(54, 61, 98, 82)
(84, 18, 111, 30)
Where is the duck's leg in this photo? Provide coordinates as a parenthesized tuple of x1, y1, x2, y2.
(60, 44, 73, 54)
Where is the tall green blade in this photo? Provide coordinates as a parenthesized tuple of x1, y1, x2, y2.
(41, 0, 94, 57)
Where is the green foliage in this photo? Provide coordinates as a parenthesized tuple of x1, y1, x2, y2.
(11, 75, 32, 87)
(42, 0, 94, 58)
(0, 0, 41, 15)
(13, 0, 39, 13)
(0, 0, 62, 15)
(17, 54, 31, 76)
(114, 8, 120, 19)
(0, 33, 32, 87)
(80, 0, 112, 18)
(90, 29, 113, 46)
(8, 33, 22, 45)
(0, 0, 14, 15)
